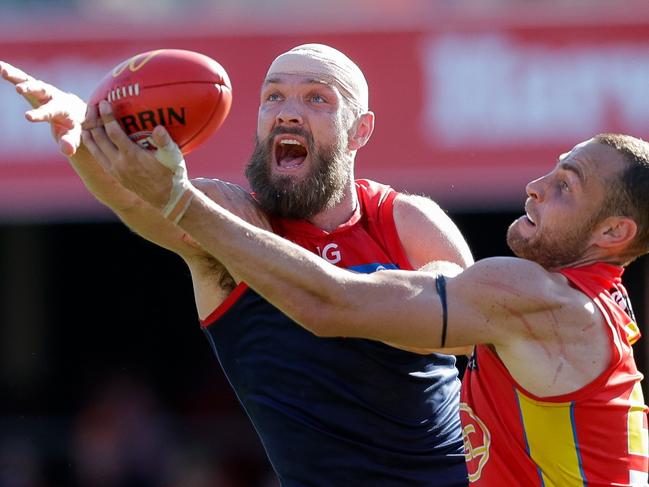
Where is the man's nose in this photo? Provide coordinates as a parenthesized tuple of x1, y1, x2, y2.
(525, 177, 543, 200)
(276, 99, 303, 125)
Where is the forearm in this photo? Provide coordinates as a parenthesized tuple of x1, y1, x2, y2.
(177, 188, 442, 345)
(68, 145, 141, 210)
(69, 145, 197, 255)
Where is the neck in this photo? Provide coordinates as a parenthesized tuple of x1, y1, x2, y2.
(308, 179, 357, 232)
(550, 252, 626, 271)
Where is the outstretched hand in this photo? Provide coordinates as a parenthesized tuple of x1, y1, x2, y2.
(81, 100, 179, 211)
(0, 61, 86, 156)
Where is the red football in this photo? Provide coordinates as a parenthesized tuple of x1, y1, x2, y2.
(89, 49, 232, 154)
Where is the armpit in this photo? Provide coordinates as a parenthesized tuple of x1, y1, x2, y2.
(194, 254, 237, 293)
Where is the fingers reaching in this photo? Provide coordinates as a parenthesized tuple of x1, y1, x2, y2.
(2, 61, 88, 156)
(59, 121, 83, 156)
(0, 61, 33, 85)
(15, 78, 52, 107)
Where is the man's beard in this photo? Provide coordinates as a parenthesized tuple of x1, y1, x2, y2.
(245, 127, 349, 220)
(506, 216, 595, 270)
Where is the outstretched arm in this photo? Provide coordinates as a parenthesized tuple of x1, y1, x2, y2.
(179, 195, 578, 354)
(173, 186, 562, 350)
(1, 61, 273, 317)
(0, 61, 191, 254)
(0, 61, 269, 257)
(90, 100, 571, 350)
(180, 189, 612, 397)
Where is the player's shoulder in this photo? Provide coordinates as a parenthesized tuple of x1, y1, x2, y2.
(392, 193, 454, 242)
(460, 256, 576, 309)
(191, 177, 254, 206)
(191, 177, 271, 230)
(465, 256, 563, 285)
(392, 192, 473, 268)
(191, 176, 247, 195)
(393, 192, 447, 224)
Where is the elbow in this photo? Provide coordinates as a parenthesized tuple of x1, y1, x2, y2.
(287, 271, 362, 339)
(309, 319, 342, 338)
(291, 300, 347, 338)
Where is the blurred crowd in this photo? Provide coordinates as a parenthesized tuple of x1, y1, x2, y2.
(0, 375, 278, 487)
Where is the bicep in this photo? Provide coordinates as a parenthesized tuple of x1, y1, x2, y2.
(441, 258, 565, 349)
(332, 260, 534, 351)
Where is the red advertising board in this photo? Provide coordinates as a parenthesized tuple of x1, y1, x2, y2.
(2, 15, 649, 220)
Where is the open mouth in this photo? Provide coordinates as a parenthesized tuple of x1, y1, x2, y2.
(523, 201, 537, 226)
(274, 137, 308, 170)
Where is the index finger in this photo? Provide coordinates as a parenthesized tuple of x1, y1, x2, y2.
(0, 61, 33, 85)
(98, 100, 137, 152)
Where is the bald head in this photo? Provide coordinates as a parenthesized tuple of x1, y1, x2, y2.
(265, 44, 369, 112)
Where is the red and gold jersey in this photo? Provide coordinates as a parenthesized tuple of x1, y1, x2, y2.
(460, 263, 648, 486)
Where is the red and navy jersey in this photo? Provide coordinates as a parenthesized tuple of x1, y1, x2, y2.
(202, 180, 468, 486)
(460, 263, 648, 486)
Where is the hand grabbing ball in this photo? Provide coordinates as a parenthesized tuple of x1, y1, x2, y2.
(89, 49, 232, 154)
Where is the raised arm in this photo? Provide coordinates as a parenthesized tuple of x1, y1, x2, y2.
(0, 61, 269, 256)
(1, 61, 273, 317)
(0, 61, 192, 254)
(177, 200, 603, 397)
(86, 101, 561, 345)
(85, 101, 611, 396)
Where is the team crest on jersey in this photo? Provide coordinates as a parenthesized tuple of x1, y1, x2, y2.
(460, 403, 491, 482)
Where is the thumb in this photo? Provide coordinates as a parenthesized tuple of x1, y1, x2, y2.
(151, 126, 184, 171)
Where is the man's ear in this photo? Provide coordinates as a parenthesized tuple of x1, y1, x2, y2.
(594, 216, 638, 250)
(348, 111, 375, 151)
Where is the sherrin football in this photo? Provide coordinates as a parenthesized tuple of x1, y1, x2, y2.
(89, 49, 232, 154)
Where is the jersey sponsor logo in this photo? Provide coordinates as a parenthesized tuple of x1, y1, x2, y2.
(348, 262, 398, 274)
(460, 403, 491, 482)
(316, 243, 342, 264)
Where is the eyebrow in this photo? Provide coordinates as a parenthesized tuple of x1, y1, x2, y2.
(557, 161, 585, 183)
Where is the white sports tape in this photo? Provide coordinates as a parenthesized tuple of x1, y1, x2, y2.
(151, 137, 193, 221)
